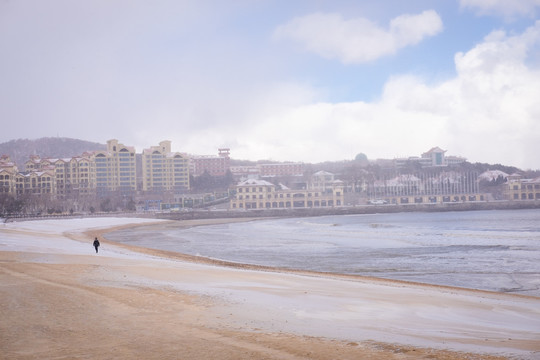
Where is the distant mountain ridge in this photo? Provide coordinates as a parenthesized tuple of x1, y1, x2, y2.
(0, 137, 106, 170)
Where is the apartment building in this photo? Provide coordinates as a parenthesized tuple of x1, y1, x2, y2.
(2, 155, 56, 197)
(142, 140, 189, 192)
(0, 155, 17, 196)
(16, 170, 56, 196)
(230, 162, 305, 180)
(94, 139, 137, 196)
(24, 154, 95, 198)
(190, 148, 230, 176)
(3, 139, 194, 202)
(0, 168, 15, 195)
(230, 172, 345, 210)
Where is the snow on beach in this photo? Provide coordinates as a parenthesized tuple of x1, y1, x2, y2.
(1, 217, 165, 258)
(1, 217, 540, 358)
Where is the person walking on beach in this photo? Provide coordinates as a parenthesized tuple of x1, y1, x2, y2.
(93, 237, 100, 253)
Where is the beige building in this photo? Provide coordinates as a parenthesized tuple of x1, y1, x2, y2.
(0, 168, 16, 196)
(230, 173, 345, 210)
(0, 155, 18, 196)
(94, 139, 137, 196)
(17, 170, 56, 196)
(2, 155, 56, 198)
(24, 154, 95, 198)
(506, 174, 540, 201)
(142, 140, 189, 193)
(309, 171, 340, 191)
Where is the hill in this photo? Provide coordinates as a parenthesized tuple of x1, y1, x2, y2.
(0, 137, 105, 170)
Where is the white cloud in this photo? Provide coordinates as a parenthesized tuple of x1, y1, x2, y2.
(2, 1, 540, 170)
(237, 21, 540, 169)
(273, 10, 443, 64)
(460, 0, 540, 19)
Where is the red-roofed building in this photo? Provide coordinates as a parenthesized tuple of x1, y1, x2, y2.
(190, 148, 230, 177)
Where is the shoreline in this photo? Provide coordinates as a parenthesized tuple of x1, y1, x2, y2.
(98, 217, 538, 301)
(2, 217, 540, 359)
(4, 199, 540, 224)
(155, 200, 540, 221)
(101, 213, 540, 299)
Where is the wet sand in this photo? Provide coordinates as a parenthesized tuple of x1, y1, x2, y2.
(1, 217, 539, 359)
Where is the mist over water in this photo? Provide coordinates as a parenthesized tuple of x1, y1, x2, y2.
(107, 209, 540, 296)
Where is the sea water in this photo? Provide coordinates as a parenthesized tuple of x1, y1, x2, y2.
(106, 209, 540, 296)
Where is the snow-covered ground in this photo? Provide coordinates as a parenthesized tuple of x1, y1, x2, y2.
(1, 217, 540, 358)
(1, 217, 164, 257)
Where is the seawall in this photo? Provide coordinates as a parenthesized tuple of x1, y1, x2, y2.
(156, 201, 540, 221)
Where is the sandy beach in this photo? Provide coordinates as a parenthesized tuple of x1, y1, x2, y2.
(1, 217, 539, 359)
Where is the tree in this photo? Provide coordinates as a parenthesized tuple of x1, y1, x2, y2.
(100, 198, 113, 212)
(126, 197, 136, 211)
(191, 170, 235, 192)
(0, 194, 24, 216)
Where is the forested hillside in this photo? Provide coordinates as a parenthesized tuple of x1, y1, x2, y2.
(0, 137, 105, 169)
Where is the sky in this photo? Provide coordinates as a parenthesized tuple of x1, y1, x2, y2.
(1, 0, 540, 169)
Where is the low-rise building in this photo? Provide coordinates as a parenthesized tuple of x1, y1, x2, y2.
(505, 174, 540, 201)
(230, 162, 305, 180)
(259, 162, 304, 177)
(229, 165, 260, 180)
(394, 147, 466, 168)
(367, 171, 484, 204)
(230, 173, 345, 210)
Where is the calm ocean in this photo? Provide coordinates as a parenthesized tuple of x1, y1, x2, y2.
(106, 208, 540, 296)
